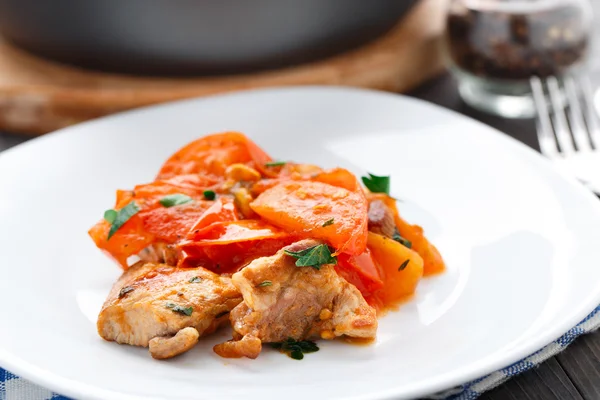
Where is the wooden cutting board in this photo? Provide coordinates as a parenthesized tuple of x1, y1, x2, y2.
(0, 0, 447, 135)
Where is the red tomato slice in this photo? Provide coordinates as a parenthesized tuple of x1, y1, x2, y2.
(187, 220, 290, 245)
(251, 180, 368, 255)
(89, 178, 216, 269)
(140, 202, 214, 243)
(187, 197, 239, 237)
(179, 220, 295, 272)
(336, 249, 384, 297)
(156, 132, 273, 179)
(312, 168, 361, 192)
(88, 214, 155, 268)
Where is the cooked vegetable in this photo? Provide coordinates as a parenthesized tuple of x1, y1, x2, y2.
(159, 194, 193, 207)
(369, 194, 445, 275)
(367, 232, 424, 304)
(335, 249, 384, 298)
(157, 132, 273, 179)
(106, 202, 140, 240)
(313, 168, 361, 192)
(187, 220, 290, 244)
(180, 220, 296, 272)
(251, 181, 368, 255)
(225, 163, 261, 182)
(90, 131, 444, 314)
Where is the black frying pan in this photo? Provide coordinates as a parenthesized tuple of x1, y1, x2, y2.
(0, 0, 418, 76)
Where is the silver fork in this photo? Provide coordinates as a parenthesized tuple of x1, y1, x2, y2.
(531, 74, 600, 193)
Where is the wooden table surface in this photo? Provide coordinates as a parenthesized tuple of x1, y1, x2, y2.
(1, 3, 600, 398)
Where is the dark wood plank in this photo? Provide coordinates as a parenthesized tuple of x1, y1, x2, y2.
(557, 330, 600, 400)
(480, 358, 583, 400)
(0, 131, 26, 150)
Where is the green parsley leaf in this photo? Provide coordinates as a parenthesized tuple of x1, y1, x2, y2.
(159, 193, 193, 207)
(284, 244, 337, 270)
(270, 338, 319, 360)
(107, 202, 140, 240)
(398, 259, 410, 271)
(265, 161, 286, 167)
(392, 228, 412, 249)
(118, 286, 134, 299)
(203, 190, 216, 200)
(189, 276, 202, 283)
(361, 173, 390, 194)
(165, 302, 193, 316)
(283, 247, 312, 258)
(257, 280, 273, 287)
(322, 218, 335, 227)
(104, 209, 117, 224)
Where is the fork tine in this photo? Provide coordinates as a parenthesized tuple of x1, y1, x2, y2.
(578, 74, 600, 149)
(531, 76, 559, 157)
(564, 75, 591, 151)
(547, 76, 575, 155)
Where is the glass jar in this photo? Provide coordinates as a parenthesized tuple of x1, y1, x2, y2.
(445, 0, 593, 118)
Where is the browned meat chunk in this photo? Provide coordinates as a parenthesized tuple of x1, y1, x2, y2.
(213, 335, 262, 359)
(149, 327, 200, 359)
(218, 240, 377, 358)
(368, 199, 396, 238)
(98, 262, 242, 357)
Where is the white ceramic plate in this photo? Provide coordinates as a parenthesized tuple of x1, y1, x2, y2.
(1, 87, 600, 400)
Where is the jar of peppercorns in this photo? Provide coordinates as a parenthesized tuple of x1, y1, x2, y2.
(445, 0, 593, 118)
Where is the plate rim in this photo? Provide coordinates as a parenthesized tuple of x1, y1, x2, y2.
(1, 85, 600, 400)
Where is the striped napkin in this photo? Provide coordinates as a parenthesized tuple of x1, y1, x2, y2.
(2, 305, 599, 400)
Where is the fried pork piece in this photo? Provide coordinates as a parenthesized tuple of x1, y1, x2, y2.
(214, 240, 377, 359)
(367, 199, 396, 238)
(98, 262, 242, 358)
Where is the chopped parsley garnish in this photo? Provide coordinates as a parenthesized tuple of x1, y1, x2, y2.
(118, 286, 134, 299)
(271, 338, 319, 360)
(398, 259, 410, 271)
(265, 161, 286, 167)
(203, 190, 216, 200)
(189, 276, 202, 283)
(106, 201, 140, 240)
(165, 302, 193, 316)
(284, 244, 337, 270)
(103, 209, 117, 224)
(257, 280, 273, 287)
(361, 173, 390, 194)
(322, 218, 335, 227)
(159, 193, 193, 207)
(392, 228, 412, 249)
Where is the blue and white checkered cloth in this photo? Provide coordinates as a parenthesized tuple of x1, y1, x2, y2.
(2, 305, 600, 400)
